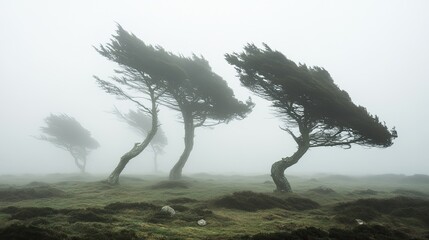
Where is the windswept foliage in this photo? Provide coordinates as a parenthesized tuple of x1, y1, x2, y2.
(96, 25, 253, 180)
(37, 114, 99, 173)
(226, 44, 397, 192)
(94, 27, 166, 184)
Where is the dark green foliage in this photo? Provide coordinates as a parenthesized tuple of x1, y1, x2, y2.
(226, 44, 397, 192)
(213, 191, 319, 211)
(226, 44, 396, 147)
(0, 186, 65, 201)
(226, 44, 396, 148)
(96, 25, 253, 125)
(96, 25, 253, 180)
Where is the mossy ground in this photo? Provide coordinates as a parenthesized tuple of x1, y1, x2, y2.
(0, 173, 428, 239)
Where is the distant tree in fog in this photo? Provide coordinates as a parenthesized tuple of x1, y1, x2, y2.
(112, 107, 167, 172)
(226, 44, 398, 192)
(37, 114, 99, 173)
(96, 25, 254, 181)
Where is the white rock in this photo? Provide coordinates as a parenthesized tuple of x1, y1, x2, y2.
(355, 219, 365, 225)
(161, 205, 175, 216)
(197, 219, 207, 226)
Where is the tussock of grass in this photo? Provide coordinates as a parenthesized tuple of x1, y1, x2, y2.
(308, 186, 336, 194)
(213, 191, 319, 212)
(239, 225, 412, 240)
(351, 189, 379, 195)
(150, 180, 190, 189)
(167, 197, 198, 204)
(104, 201, 158, 211)
(67, 209, 112, 223)
(334, 196, 429, 226)
(0, 186, 65, 201)
(0, 224, 68, 240)
(392, 189, 427, 197)
(1, 206, 59, 220)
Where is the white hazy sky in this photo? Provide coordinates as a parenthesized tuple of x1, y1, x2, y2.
(0, 0, 428, 176)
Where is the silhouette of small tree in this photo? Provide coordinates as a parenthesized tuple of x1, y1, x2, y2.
(37, 114, 99, 173)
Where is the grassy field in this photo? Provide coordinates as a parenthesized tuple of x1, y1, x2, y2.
(0, 173, 429, 239)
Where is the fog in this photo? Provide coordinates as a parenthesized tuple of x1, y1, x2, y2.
(1, 0, 428, 176)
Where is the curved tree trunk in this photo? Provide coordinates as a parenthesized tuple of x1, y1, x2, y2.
(169, 113, 194, 180)
(107, 102, 158, 185)
(271, 134, 310, 192)
(74, 157, 86, 173)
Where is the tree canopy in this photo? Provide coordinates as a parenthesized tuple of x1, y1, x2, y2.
(38, 114, 99, 172)
(96, 25, 252, 124)
(96, 25, 253, 179)
(226, 44, 397, 191)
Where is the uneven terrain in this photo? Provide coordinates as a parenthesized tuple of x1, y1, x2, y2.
(1, 173, 429, 239)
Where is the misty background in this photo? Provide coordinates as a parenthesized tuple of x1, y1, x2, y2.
(0, 0, 428, 176)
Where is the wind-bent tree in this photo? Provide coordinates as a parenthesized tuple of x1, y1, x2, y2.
(226, 44, 398, 192)
(95, 25, 253, 181)
(112, 108, 167, 172)
(37, 114, 99, 173)
(94, 29, 166, 184)
(163, 55, 254, 180)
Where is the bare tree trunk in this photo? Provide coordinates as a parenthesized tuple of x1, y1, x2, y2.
(169, 113, 194, 180)
(107, 101, 158, 185)
(271, 135, 309, 192)
(74, 157, 86, 173)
